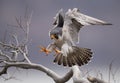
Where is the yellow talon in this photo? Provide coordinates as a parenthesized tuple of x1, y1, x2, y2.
(54, 49, 61, 54)
(39, 46, 51, 55)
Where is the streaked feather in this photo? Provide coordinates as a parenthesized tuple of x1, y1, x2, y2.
(72, 53, 82, 66)
(78, 48, 91, 64)
(62, 8, 112, 44)
(63, 56, 67, 66)
(70, 55, 76, 66)
(58, 54, 63, 65)
(67, 56, 72, 67)
(53, 54, 60, 63)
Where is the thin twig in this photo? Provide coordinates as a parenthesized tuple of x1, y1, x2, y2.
(15, 16, 26, 33)
(0, 42, 17, 49)
(0, 50, 12, 61)
(18, 48, 31, 64)
(12, 34, 19, 46)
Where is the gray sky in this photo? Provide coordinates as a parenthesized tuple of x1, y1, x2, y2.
(0, 0, 120, 83)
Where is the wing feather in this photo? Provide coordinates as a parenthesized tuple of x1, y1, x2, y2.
(62, 8, 112, 44)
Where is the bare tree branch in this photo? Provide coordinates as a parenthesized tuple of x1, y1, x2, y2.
(1, 61, 73, 83)
(0, 50, 12, 61)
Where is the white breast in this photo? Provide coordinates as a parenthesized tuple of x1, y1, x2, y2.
(61, 43, 73, 56)
(54, 39, 64, 49)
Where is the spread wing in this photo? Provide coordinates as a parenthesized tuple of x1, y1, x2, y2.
(62, 8, 112, 44)
(53, 9, 64, 27)
(49, 9, 64, 37)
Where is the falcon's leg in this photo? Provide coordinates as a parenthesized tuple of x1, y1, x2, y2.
(54, 48, 61, 55)
(40, 43, 57, 55)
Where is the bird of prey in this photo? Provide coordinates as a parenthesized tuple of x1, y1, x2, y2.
(40, 8, 112, 67)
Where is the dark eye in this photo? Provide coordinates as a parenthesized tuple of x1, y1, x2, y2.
(54, 33, 57, 36)
(54, 34, 58, 39)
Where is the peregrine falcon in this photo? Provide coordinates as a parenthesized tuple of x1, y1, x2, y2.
(40, 8, 112, 67)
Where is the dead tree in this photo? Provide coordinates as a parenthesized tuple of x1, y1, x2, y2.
(0, 11, 109, 83)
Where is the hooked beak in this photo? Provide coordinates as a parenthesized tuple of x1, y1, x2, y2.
(50, 35, 55, 39)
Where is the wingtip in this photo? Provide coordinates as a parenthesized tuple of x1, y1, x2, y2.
(104, 23, 112, 25)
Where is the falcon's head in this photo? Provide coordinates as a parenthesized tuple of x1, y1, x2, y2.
(50, 28, 62, 40)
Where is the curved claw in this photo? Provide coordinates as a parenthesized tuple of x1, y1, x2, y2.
(39, 46, 51, 55)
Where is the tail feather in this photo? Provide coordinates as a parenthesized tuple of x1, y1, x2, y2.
(71, 53, 80, 66)
(79, 48, 92, 64)
(67, 56, 72, 67)
(79, 49, 90, 62)
(73, 54, 82, 66)
(79, 48, 92, 58)
(71, 56, 76, 65)
(63, 56, 67, 66)
(73, 47, 88, 64)
(72, 50, 84, 66)
(54, 54, 61, 63)
(81, 48, 93, 57)
(53, 46, 93, 67)
(58, 54, 63, 65)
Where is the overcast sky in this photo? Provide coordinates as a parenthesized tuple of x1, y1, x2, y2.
(0, 0, 120, 83)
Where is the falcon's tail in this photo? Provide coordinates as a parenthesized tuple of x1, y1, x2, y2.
(53, 46, 93, 67)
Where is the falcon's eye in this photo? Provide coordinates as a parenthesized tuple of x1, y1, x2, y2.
(50, 34, 58, 40)
(54, 34, 59, 39)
